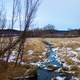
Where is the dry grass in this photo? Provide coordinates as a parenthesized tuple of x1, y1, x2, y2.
(1, 37, 80, 52)
(0, 61, 26, 80)
(43, 37, 80, 48)
(24, 37, 80, 52)
(0, 37, 80, 80)
(24, 38, 45, 53)
(22, 54, 45, 62)
(0, 61, 37, 80)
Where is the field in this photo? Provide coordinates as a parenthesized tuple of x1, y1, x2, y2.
(25, 37, 80, 78)
(0, 37, 80, 80)
(25, 37, 80, 52)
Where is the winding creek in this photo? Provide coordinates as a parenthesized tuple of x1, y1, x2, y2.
(37, 43, 73, 80)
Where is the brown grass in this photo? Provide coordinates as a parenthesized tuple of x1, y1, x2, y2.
(0, 60, 36, 80)
(0, 37, 80, 79)
(24, 37, 80, 52)
(24, 38, 45, 53)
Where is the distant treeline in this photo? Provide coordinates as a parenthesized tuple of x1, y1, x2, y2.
(0, 29, 80, 37)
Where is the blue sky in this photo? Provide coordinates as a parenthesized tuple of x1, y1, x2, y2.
(35, 0, 80, 30)
(1, 0, 80, 30)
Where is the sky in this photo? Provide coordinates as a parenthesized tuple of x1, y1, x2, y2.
(35, 0, 80, 30)
(1, 0, 80, 30)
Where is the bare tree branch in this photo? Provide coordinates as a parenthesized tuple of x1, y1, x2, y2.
(0, 0, 40, 62)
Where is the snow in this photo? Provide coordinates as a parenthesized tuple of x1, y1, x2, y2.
(27, 50, 33, 55)
(42, 52, 46, 56)
(76, 48, 80, 52)
(62, 63, 68, 67)
(66, 48, 72, 51)
(71, 76, 79, 80)
(71, 57, 80, 63)
(8, 55, 16, 62)
(56, 76, 65, 80)
(52, 47, 59, 51)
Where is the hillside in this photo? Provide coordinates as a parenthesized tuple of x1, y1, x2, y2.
(0, 29, 80, 37)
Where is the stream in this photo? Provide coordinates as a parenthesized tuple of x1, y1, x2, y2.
(37, 43, 73, 80)
(11, 42, 75, 80)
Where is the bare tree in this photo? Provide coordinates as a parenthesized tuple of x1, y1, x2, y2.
(15, 0, 40, 64)
(0, 4, 6, 51)
(17, 0, 22, 31)
(0, 0, 40, 65)
(6, 0, 22, 63)
(44, 24, 55, 30)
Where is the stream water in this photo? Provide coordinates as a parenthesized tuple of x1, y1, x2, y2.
(37, 44, 73, 80)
